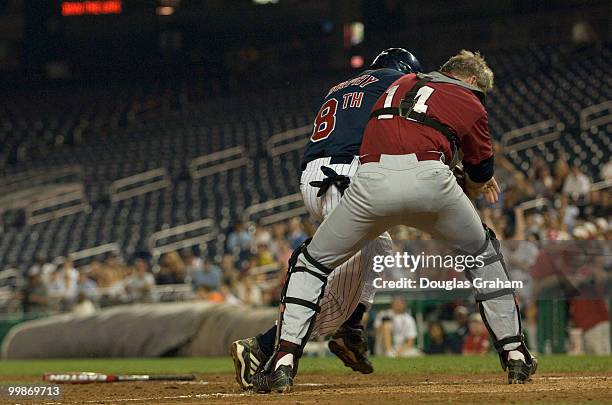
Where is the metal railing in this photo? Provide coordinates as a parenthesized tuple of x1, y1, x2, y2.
(25, 183, 89, 225)
(189, 146, 249, 179)
(109, 168, 171, 202)
(243, 193, 307, 225)
(592, 179, 611, 192)
(67, 243, 121, 268)
(502, 119, 563, 152)
(148, 219, 218, 260)
(266, 125, 312, 156)
(580, 100, 612, 130)
(0, 165, 83, 195)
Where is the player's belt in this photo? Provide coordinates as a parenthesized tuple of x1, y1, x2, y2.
(359, 152, 443, 164)
(301, 156, 355, 171)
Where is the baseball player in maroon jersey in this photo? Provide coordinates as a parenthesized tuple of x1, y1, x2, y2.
(252, 50, 538, 393)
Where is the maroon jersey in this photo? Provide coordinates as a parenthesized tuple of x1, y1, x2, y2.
(361, 72, 493, 181)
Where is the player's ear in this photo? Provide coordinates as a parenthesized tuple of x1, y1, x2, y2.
(467, 75, 478, 87)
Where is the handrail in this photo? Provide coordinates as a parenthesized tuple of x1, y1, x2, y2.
(0, 165, 83, 192)
(25, 184, 89, 225)
(502, 119, 562, 152)
(266, 125, 312, 156)
(592, 179, 611, 191)
(580, 100, 612, 130)
(189, 146, 249, 179)
(148, 219, 218, 260)
(243, 193, 306, 224)
(518, 197, 550, 211)
(109, 168, 171, 202)
(0, 269, 23, 289)
(54, 243, 121, 268)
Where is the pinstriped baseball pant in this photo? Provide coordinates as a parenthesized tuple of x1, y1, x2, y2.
(300, 156, 392, 337)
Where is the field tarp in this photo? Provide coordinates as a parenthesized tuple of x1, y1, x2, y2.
(1, 302, 276, 359)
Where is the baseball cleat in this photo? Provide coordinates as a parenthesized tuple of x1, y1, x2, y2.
(251, 365, 294, 393)
(230, 337, 268, 390)
(328, 325, 373, 374)
(507, 357, 537, 384)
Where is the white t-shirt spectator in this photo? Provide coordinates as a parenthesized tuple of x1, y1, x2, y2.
(375, 309, 418, 350)
(563, 170, 591, 196)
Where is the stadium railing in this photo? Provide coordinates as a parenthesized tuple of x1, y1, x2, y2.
(243, 193, 307, 226)
(189, 145, 249, 179)
(580, 100, 612, 130)
(266, 125, 311, 157)
(25, 183, 89, 225)
(109, 168, 171, 202)
(148, 218, 218, 263)
(501, 119, 563, 152)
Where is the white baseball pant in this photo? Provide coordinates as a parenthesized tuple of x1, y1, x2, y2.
(284, 154, 521, 352)
(300, 156, 392, 337)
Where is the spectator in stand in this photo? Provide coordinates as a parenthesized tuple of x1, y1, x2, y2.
(72, 292, 96, 316)
(195, 259, 222, 291)
(60, 257, 79, 286)
(47, 268, 77, 311)
(125, 259, 157, 302)
(567, 240, 610, 355)
(219, 282, 242, 305)
(227, 222, 252, 255)
(252, 222, 272, 250)
(184, 250, 204, 285)
(448, 305, 469, 353)
(234, 273, 263, 306)
(76, 270, 98, 299)
(156, 251, 185, 284)
(563, 165, 592, 198)
(287, 218, 308, 249)
(554, 152, 570, 191)
(374, 296, 419, 357)
(220, 254, 239, 285)
(269, 221, 288, 257)
(530, 158, 555, 198)
(426, 321, 451, 354)
(22, 271, 48, 313)
(601, 160, 612, 181)
(462, 313, 490, 355)
(195, 285, 224, 303)
(255, 243, 275, 266)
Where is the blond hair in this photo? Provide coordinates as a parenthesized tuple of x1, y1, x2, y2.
(440, 50, 494, 93)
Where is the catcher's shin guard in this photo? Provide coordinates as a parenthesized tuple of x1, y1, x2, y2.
(464, 224, 535, 374)
(265, 239, 333, 373)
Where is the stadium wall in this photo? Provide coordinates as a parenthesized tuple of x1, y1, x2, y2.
(0, 302, 276, 359)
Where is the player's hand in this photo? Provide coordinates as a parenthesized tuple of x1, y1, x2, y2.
(465, 176, 500, 204)
(482, 177, 500, 204)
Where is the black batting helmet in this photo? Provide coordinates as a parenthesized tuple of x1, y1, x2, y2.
(370, 48, 422, 74)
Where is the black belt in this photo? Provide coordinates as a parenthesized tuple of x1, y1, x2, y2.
(301, 156, 354, 171)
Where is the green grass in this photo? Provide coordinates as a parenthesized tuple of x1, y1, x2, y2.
(1, 355, 610, 379)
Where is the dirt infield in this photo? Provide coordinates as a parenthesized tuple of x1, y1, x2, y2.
(2, 372, 611, 405)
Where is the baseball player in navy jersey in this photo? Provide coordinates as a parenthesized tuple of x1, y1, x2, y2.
(231, 49, 422, 390)
(251, 50, 538, 393)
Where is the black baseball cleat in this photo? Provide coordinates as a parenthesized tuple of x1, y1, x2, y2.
(230, 337, 268, 390)
(252, 365, 294, 393)
(328, 325, 374, 374)
(507, 357, 538, 384)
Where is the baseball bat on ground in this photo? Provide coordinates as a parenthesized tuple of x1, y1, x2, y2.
(43, 372, 196, 384)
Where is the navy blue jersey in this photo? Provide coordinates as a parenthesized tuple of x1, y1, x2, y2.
(302, 68, 403, 166)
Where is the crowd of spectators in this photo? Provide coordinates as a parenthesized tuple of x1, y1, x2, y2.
(15, 217, 311, 316)
(9, 147, 611, 356)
